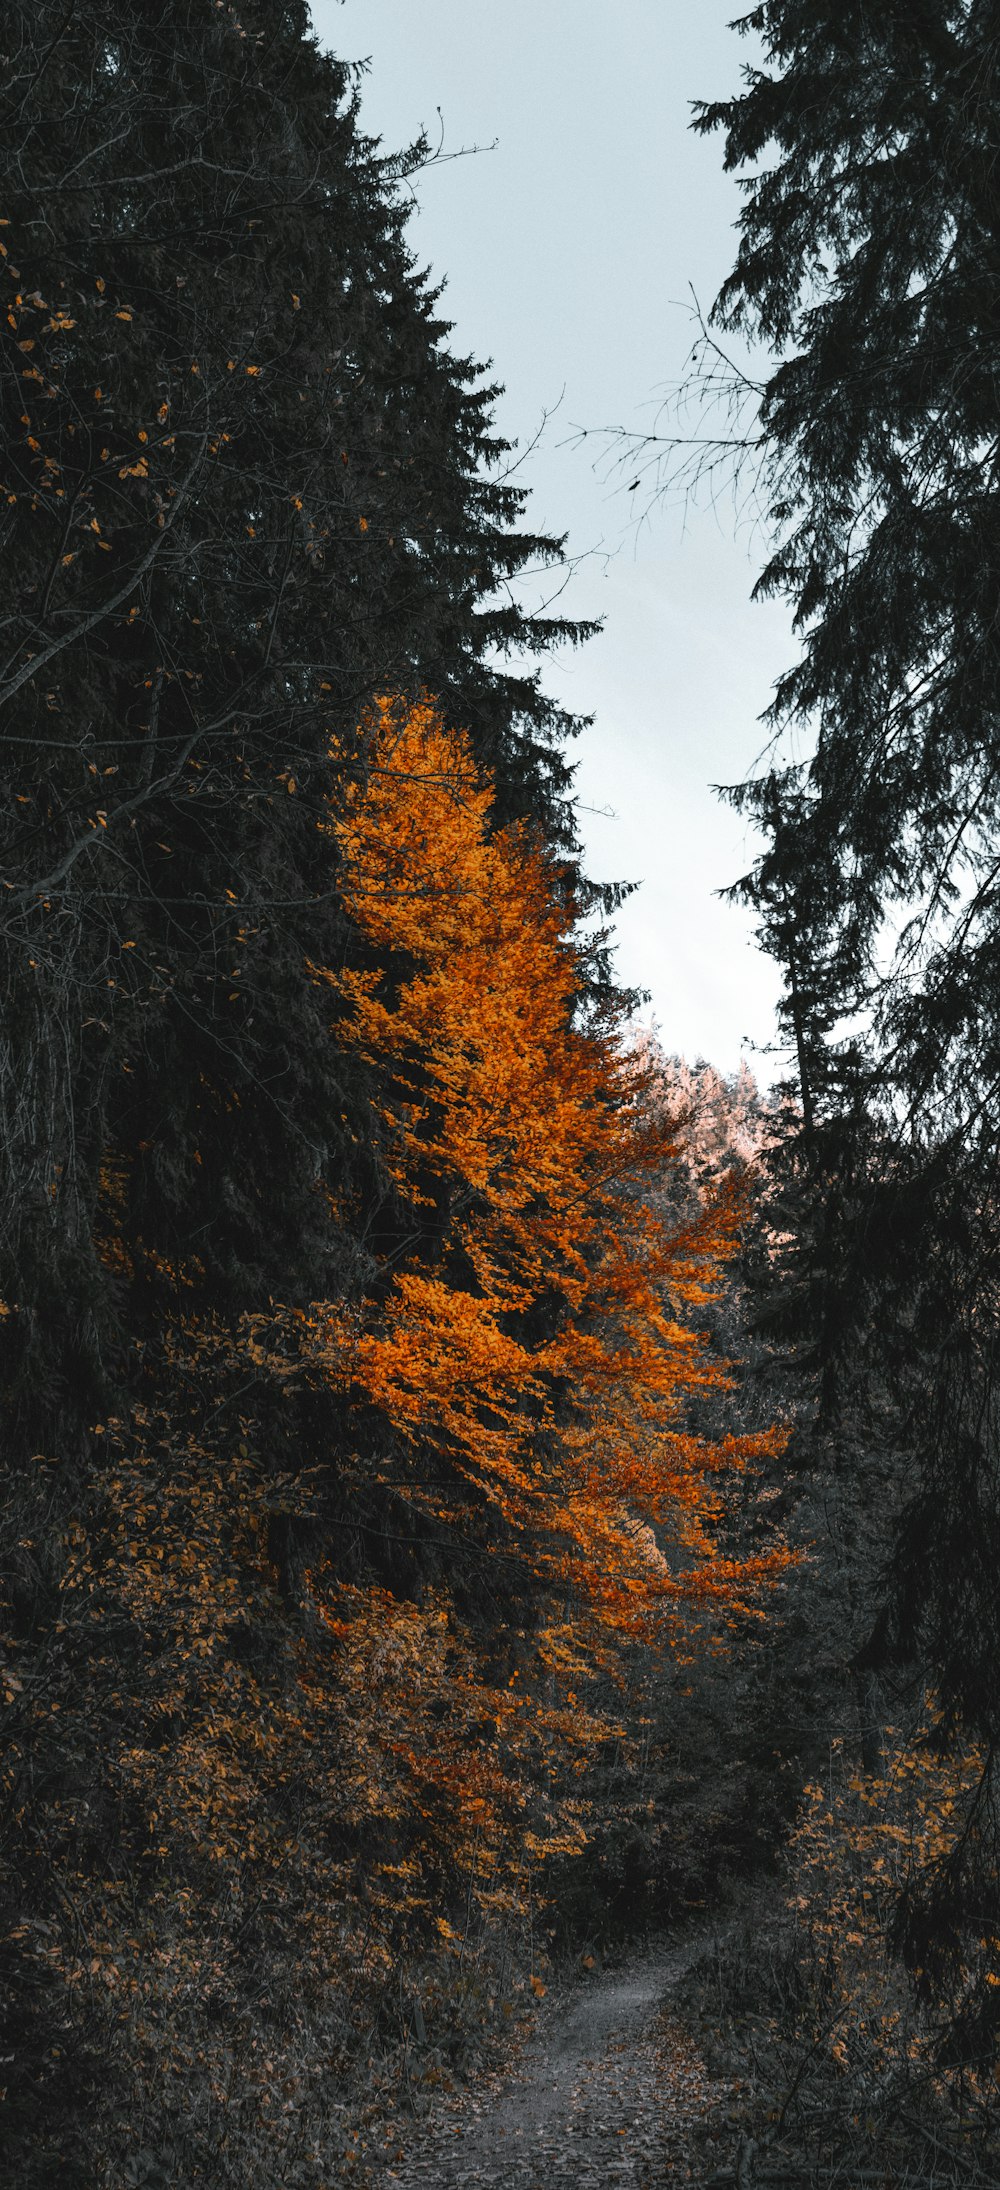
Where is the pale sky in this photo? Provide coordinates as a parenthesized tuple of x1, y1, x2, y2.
(312, 0, 793, 1078)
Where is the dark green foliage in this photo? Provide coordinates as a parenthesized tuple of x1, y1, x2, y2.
(699, 0, 1000, 1140)
(0, 5, 603, 2174)
(694, 0, 1000, 2007)
(0, 0, 597, 1375)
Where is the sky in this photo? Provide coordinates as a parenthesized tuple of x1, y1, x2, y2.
(312, 0, 794, 1078)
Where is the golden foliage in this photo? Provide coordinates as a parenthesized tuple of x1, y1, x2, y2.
(320, 693, 786, 1638)
(13, 692, 788, 2169)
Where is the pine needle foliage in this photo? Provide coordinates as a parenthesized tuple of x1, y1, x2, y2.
(0, 0, 601, 1418)
(695, 0, 1000, 2043)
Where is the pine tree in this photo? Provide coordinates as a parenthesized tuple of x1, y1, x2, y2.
(0, 5, 604, 2166)
(0, 0, 600, 1419)
(698, 0, 1000, 1132)
(693, 0, 1000, 2038)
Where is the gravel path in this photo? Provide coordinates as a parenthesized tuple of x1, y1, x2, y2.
(380, 1934, 732, 2188)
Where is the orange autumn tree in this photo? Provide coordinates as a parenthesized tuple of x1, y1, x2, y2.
(28, 692, 788, 2170)
(299, 695, 788, 1867)
(79, 691, 786, 1968)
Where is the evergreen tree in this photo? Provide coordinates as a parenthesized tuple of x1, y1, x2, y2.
(0, 0, 598, 1379)
(694, 0, 1000, 2037)
(0, 4, 606, 2166)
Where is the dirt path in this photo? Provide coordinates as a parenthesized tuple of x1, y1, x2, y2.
(381, 1933, 733, 2189)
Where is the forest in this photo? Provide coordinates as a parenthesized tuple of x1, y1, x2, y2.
(2, 3, 1000, 2186)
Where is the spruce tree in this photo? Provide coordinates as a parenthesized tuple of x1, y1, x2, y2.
(694, 0, 1000, 2040)
(0, 3, 601, 2162)
(0, 0, 598, 1396)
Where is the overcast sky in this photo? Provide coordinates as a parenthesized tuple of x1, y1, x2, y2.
(312, 0, 794, 1078)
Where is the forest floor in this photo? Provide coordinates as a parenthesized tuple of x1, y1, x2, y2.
(377, 1928, 741, 2188)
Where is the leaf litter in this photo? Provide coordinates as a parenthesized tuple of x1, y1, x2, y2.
(379, 1929, 737, 2188)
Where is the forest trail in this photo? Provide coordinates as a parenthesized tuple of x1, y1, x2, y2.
(383, 1931, 732, 2189)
